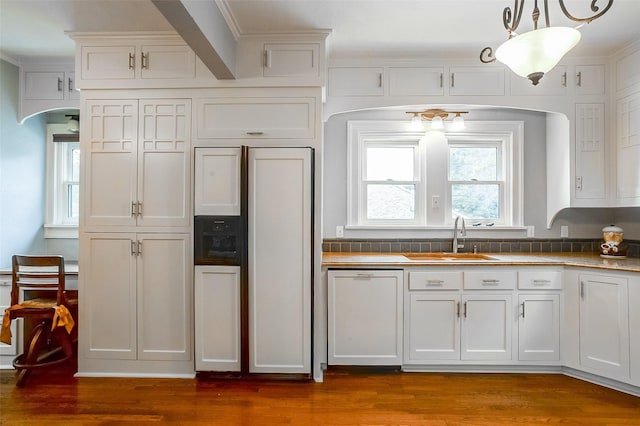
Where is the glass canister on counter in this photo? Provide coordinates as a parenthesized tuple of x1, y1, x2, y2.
(600, 225, 627, 258)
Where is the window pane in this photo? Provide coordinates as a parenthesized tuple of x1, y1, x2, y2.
(71, 146, 80, 181)
(367, 184, 415, 220)
(68, 183, 80, 219)
(451, 184, 499, 219)
(366, 147, 414, 181)
(449, 147, 498, 181)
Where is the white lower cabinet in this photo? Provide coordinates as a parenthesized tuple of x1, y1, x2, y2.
(79, 233, 191, 364)
(518, 294, 560, 361)
(328, 270, 403, 365)
(579, 273, 630, 381)
(461, 293, 513, 361)
(407, 292, 460, 361)
(194, 266, 241, 372)
(629, 274, 640, 386)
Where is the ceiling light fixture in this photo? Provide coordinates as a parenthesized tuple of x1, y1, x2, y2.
(406, 109, 469, 132)
(480, 0, 613, 86)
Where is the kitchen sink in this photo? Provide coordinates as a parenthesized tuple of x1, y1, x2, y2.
(403, 253, 496, 261)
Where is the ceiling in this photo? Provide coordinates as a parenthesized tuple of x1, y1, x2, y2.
(1, 0, 639, 63)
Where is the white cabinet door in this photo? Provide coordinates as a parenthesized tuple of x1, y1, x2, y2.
(67, 72, 80, 100)
(575, 65, 605, 95)
(579, 274, 630, 380)
(83, 100, 138, 227)
(575, 103, 606, 201)
(518, 294, 560, 361)
(329, 67, 384, 96)
(628, 274, 640, 386)
(449, 67, 505, 96)
(617, 93, 640, 200)
(248, 148, 312, 374)
(80, 45, 136, 80)
(196, 97, 315, 139)
(194, 147, 242, 216)
(388, 67, 444, 96)
(137, 100, 191, 228)
(137, 234, 191, 361)
(406, 292, 460, 362)
(23, 71, 65, 100)
(139, 44, 196, 79)
(263, 43, 319, 78)
(0, 282, 19, 358)
(80, 233, 137, 360)
(328, 270, 403, 365)
(510, 66, 567, 96)
(461, 293, 513, 361)
(83, 99, 191, 228)
(194, 266, 241, 372)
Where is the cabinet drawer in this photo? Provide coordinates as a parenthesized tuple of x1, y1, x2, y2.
(409, 271, 462, 290)
(518, 270, 562, 290)
(196, 97, 315, 139)
(464, 271, 516, 290)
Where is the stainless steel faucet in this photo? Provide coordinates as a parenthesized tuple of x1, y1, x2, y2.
(453, 216, 467, 253)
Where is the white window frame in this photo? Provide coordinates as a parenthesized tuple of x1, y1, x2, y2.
(347, 120, 523, 229)
(45, 124, 79, 238)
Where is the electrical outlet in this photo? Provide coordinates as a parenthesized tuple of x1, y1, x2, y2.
(561, 225, 569, 238)
(431, 195, 441, 209)
(526, 225, 535, 238)
(336, 225, 344, 238)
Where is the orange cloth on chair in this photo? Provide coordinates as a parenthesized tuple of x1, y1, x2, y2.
(0, 302, 75, 345)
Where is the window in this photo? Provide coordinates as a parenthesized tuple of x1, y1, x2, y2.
(348, 120, 523, 228)
(45, 124, 80, 238)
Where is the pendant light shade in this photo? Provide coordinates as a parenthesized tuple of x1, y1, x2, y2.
(495, 27, 581, 85)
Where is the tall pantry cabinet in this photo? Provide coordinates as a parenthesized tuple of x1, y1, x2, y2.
(78, 97, 193, 375)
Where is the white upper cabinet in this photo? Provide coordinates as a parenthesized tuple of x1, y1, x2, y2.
(388, 67, 444, 96)
(83, 99, 191, 229)
(19, 61, 79, 122)
(616, 92, 640, 201)
(329, 67, 384, 96)
(616, 47, 640, 93)
(263, 43, 320, 78)
(510, 66, 567, 96)
(574, 103, 606, 202)
(195, 96, 315, 140)
(449, 66, 505, 96)
(194, 148, 242, 216)
(575, 65, 605, 96)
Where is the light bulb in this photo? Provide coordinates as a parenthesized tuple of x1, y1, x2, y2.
(452, 113, 465, 131)
(410, 114, 424, 131)
(430, 116, 444, 131)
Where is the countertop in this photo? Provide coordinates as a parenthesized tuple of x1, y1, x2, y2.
(322, 252, 640, 273)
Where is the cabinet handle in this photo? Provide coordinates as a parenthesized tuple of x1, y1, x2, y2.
(246, 131, 264, 136)
(129, 52, 135, 69)
(451, 73, 455, 88)
(576, 176, 582, 191)
(131, 240, 137, 256)
(141, 52, 148, 70)
(57, 77, 63, 92)
(562, 72, 567, 87)
(576, 71, 582, 87)
(137, 241, 143, 256)
(580, 281, 585, 299)
(137, 201, 143, 216)
(355, 273, 373, 279)
(533, 279, 551, 286)
(439, 72, 443, 88)
(481, 279, 500, 285)
(520, 302, 526, 318)
(456, 301, 461, 318)
(264, 50, 271, 68)
(378, 73, 382, 88)
(426, 279, 444, 286)
(68, 77, 73, 92)
(131, 201, 138, 216)
(463, 301, 467, 318)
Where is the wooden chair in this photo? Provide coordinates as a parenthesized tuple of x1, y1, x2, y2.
(5, 255, 77, 386)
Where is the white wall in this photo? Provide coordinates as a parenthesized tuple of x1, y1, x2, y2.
(323, 107, 623, 240)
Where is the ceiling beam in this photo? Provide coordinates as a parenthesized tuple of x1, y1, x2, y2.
(151, 0, 236, 80)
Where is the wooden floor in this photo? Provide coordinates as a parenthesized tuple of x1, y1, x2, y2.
(1, 365, 639, 425)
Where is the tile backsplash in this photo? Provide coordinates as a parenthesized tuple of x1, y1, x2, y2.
(322, 238, 640, 258)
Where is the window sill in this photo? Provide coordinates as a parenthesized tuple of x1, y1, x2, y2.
(44, 224, 78, 239)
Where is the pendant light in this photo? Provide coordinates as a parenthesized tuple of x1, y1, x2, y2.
(480, 0, 613, 86)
